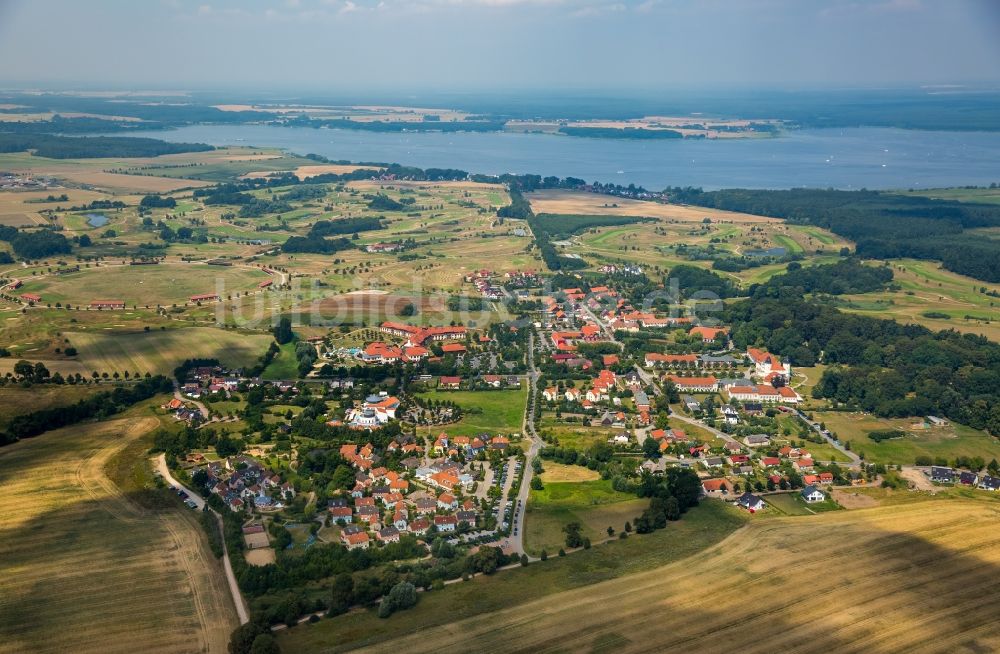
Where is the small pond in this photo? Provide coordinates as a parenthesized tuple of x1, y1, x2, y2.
(84, 213, 108, 227)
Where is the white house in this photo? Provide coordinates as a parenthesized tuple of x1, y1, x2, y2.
(736, 492, 765, 511)
(801, 485, 826, 503)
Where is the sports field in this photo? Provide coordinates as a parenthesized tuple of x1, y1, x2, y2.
(527, 189, 848, 282)
(338, 499, 1000, 654)
(833, 258, 1000, 341)
(0, 413, 237, 654)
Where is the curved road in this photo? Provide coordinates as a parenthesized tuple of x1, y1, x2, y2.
(155, 454, 250, 625)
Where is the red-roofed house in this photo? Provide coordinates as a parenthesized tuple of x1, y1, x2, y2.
(439, 376, 462, 390)
(689, 326, 729, 343)
(702, 478, 734, 496)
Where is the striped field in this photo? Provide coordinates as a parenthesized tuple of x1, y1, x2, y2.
(0, 414, 237, 654)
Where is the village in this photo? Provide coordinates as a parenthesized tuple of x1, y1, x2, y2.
(155, 266, 1000, 587)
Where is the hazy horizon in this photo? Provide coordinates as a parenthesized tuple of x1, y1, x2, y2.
(2, 0, 999, 91)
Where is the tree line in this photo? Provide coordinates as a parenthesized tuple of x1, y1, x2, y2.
(0, 375, 173, 446)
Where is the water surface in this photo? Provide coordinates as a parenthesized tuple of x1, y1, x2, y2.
(143, 125, 1000, 190)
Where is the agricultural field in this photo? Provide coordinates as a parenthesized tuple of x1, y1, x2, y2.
(67, 327, 273, 376)
(277, 500, 747, 652)
(413, 388, 527, 437)
(15, 262, 271, 307)
(814, 410, 1000, 465)
(901, 186, 1000, 206)
(0, 325, 272, 377)
(831, 258, 1000, 341)
(242, 163, 378, 180)
(0, 411, 237, 654)
(0, 147, 306, 189)
(0, 385, 105, 428)
(526, 190, 780, 223)
(330, 499, 1000, 654)
(524, 477, 649, 555)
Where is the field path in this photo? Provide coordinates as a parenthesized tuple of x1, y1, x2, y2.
(0, 415, 238, 654)
(156, 453, 251, 625)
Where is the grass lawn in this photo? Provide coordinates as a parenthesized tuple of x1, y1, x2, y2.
(832, 258, 1000, 341)
(415, 388, 527, 436)
(538, 416, 615, 451)
(524, 478, 649, 555)
(277, 500, 747, 653)
(815, 410, 1000, 465)
(262, 341, 300, 380)
(764, 492, 841, 516)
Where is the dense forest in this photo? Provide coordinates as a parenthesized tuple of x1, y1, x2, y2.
(751, 258, 894, 298)
(666, 188, 1000, 282)
(667, 264, 739, 299)
(725, 297, 1000, 434)
(281, 235, 353, 255)
(0, 133, 214, 159)
(2, 229, 73, 259)
(310, 217, 382, 236)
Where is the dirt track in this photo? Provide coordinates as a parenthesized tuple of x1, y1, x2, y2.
(0, 416, 237, 653)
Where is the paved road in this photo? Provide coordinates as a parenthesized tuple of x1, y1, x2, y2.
(508, 330, 543, 555)
(581, 302, 750, 453)
(668, 411, 744, 449)
(155, 454, 250, 625)
(173, 379, 211, 420)
(795, 409, 862, 466)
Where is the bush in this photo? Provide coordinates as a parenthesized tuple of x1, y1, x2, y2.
(378, 581, 418, 619)
(868, 429, 905, 443)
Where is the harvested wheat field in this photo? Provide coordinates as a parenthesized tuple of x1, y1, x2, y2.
(64, 327, 274, 376)
(0, 416, 237, 654)
(538, 462, 600, 483)
(526, 189, 780, 223)
(242, 164, 377, 180)
(354, 499, 1000, 654)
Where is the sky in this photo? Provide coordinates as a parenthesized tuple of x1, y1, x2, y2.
(1, 0, 999, 91)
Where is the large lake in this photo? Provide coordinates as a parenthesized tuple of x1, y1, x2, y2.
(146, 125, 1000, 190)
